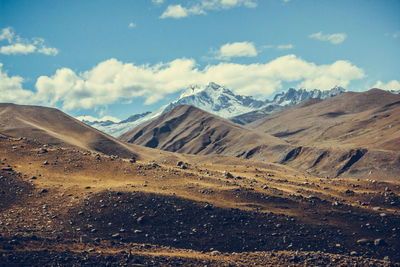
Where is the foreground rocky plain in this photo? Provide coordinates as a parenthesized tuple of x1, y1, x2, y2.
(0, 134, 399, 266)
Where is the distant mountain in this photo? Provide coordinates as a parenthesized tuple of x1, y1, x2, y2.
(162, 82, 267, 117)
(79, 82, 345, 137)
(119, 105, 286, 158)
(248, 88, 400, 179)
(121, 89, 400, 179)
(231, 86, 345, 124)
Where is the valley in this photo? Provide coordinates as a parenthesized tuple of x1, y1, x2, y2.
(0, 88, 399, 266)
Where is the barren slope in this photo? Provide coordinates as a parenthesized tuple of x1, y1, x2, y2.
(120, 105, 288, 160)
(248, 89, 400, 180)
(0, 103, 138, 158)
(250, 89, 400, 151)
(0, 134, 399, 265)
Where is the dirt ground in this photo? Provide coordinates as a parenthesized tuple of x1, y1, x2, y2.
(0, 135, 399, 266)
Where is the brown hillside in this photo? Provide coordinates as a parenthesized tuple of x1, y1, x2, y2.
(120, 105, 288, 160)
(0, 103, 138, 158)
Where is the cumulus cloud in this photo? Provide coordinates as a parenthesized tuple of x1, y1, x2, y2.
(152, 0, 164, 4)
(0, 27, 58, 56)
(0, 43, 36, 55)
(160, 0, 257, 19)
(76, 115, 121, 123)
(128, 22, 136, 28)
(215, 42, 258, 60)
(0, 55, 366, 110)
(160, 5, 191, 19)
(0, 27, 14, 43)
(373, 80, 400, 91)
(309, 32, 347, 45)
(0, 63, 35, 103)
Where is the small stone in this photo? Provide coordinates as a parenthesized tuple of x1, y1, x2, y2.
(38, 148, 48, 154)
(356, 238, 370, 245)
(223, 171, 234, 179)
(40, 189, 48, 194)
(210, 250, 221, 256)
(374, 238, 385, 246)
(111, 233, 121, 239)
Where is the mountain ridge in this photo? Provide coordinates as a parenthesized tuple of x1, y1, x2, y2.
(82, 82, 346, 136)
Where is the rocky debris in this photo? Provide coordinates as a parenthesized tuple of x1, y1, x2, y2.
(357, 238, 371, 245)
(223, 171, 234, 179)
(210, 250, 221, 256)
(345, 189, 355, 195)
(177, 161, 189, 169)
(1, 167, 13, 171)
(374, 238, 385, 246)
(37, 148, 48, 154)
(63, 190, 400, 262)
(129, 157, 136, 163)
(43, 161, 49, 165)
(111, 233, 121, 239)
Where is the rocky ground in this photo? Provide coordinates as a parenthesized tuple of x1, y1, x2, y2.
(0, 135, 399, 266)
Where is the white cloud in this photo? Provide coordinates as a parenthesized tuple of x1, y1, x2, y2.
(160, 0, 257, 19)
(0, 63, 35, 103)
(373, 80, 400, 91)
(0, 55, 366, 110)
(76, 115, 121, 123)
(392, 31, 400, 39)
(152, 0, 164, 4)
(128, 22, 136, 28)
(0, 43, 36, 55)
(38, 46, 59, 56)
(283, 0, 290, 3)
(0, 27, 14, 43)
(0, 27, 58, 56)
(309, 31, 347, 45)
(160, 5, 190, 19)
(215, 42, 257, 60)
(277, 44, 294, 50)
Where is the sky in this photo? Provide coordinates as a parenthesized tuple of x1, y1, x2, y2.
(0, 0, 399, 122)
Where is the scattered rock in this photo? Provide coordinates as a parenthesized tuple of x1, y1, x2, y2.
(111, 233, 121, 239)
(374, 238, 385, 246)
(38, 148, 48, 154)
(357, 238, 371, 245)
(223, 171, 234, 179)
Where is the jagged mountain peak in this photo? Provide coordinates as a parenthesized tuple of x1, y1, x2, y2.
(80, 83, 347, 136)
(163, 82, 266, 118)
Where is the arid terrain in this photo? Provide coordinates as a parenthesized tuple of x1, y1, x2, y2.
(0, 92, 400, 266)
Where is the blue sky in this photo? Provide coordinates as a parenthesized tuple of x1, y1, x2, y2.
(0, 0, 399, 121)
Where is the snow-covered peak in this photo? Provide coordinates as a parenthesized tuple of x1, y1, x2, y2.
(81, 83, 346, 137)
(271, 86, 345, 107)
(164, 82, 265, 118)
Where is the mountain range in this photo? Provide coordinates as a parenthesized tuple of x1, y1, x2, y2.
(81, 82, 345, 137)
(121, 88, 400, 180)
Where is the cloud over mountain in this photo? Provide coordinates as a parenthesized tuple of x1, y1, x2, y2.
(0, 54, 365, 110)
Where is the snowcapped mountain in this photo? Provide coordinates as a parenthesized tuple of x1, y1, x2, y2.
(272, 86, 346, 106)
(231, 86, 345, 124)
(162, 82, 267, 118)
(79, 83, 346, 137)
